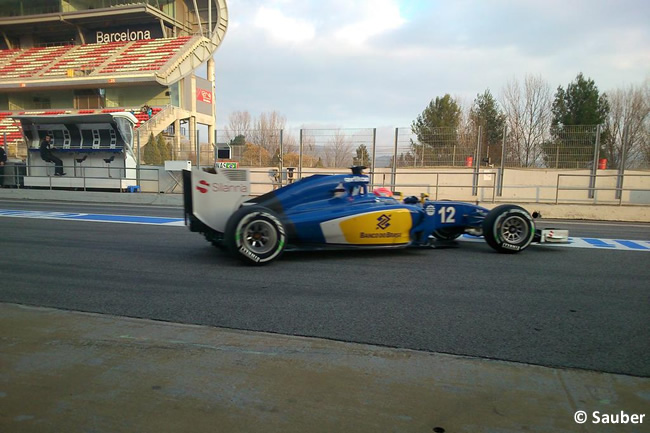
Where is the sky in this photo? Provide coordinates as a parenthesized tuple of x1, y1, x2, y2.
(212, 0, 650, 130)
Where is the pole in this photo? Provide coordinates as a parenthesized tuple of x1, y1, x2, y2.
(588, 124, 601, 199)
(371, 128, 376, 187)
(136, 132, 141, 187)
(298, 129, 303, 180)
(279, 129, 283, 185)
(392, 128, 398, 191)
(498, 124, 506, 196)
(472, 126, 481, 196)
(196, 129, 200, 167)
(616, 124, 628, 202)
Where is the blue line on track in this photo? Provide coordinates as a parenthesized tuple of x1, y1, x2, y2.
(1, 209, 648, 251)
(582, 238, 616, 248)
(614, 240, 650, 250)
(0, 209, 183, 225)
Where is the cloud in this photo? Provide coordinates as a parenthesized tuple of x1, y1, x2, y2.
(253, 6, 315, 44)
(333, 0, 406, 46)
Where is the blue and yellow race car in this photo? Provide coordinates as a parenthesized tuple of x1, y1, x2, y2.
(183, 166, 567, 265)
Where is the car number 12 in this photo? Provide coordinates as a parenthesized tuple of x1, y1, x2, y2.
(438, 206, 456, 223)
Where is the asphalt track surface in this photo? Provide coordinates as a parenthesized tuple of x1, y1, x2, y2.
(1, 199, 649, 377)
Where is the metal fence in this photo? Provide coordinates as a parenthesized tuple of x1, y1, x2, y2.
(205, 125, 649, 171)
(5, 124, 648, 171)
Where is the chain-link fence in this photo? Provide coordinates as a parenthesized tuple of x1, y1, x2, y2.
(395, 127, 477, 168)
(214, 128, 376, 171)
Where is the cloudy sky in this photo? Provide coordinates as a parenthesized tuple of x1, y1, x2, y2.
(213, 0, 649, 129)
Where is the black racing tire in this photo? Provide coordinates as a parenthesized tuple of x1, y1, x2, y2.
(431, 228, 463, 241)
(224, 206, 286, 265)
(483, 204, 535, 254)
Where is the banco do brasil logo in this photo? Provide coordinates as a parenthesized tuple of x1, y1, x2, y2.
(377, 214, 391, 230)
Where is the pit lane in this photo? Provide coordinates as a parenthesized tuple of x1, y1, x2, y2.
(1, 200, 648, 377)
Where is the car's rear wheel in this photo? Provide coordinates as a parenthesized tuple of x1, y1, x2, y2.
(224, 206, 286, 265)
(483, 205, 535, 254)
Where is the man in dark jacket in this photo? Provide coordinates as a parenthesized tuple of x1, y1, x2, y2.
(0, 144, 6, 187)
(40, 134, 65, 176)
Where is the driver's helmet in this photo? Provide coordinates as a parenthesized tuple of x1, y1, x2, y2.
(333, 182, 346, 198)
(373, 187, 393, 197)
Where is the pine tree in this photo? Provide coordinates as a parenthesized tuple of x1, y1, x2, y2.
(143, 133, 161, 165)
(353, 144, 371, 168)
(470, 90, 506, 165)
(543, 73, 610, 168)
(411, 94, 462, 165)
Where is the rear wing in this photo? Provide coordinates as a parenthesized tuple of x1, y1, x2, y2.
(182, 167, 251, 234)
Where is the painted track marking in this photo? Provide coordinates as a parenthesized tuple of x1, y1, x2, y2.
(1, 209, 647, 251)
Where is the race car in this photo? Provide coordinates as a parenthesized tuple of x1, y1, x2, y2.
(182, 166, 568, 265)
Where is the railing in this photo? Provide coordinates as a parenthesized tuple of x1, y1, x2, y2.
(556, 173, 650, 205)
(136, 104, 178, 143)
(2, 164, 649, 207)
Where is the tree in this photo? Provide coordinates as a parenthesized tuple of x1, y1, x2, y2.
(411, 94, 462, 166)
(143, 133, 161, 165)
(229, 134, 246, 147)
(501, 74, 552, 167)
(353, 144, 371, 168)
(552, 73, 609, 127)
(225, 111, 251, 143)
(470, 89, 506, 165)
(323, 130, 353, 168)
(250, 111, 286, 154)
(604, 80, 650, 168)
(241, 142, 271, 167)
(544, 73, 610, 168)
(157, 133, 171, 161)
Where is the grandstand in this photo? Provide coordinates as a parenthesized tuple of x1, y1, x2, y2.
(0, 0, 228, 163)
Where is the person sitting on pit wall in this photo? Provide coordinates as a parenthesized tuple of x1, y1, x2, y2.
(40, 134, 65, 176)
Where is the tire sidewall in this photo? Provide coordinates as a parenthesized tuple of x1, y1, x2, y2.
(226, 207, 286, 264)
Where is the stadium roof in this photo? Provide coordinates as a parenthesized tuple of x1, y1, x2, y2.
(0, 4, 186, 44)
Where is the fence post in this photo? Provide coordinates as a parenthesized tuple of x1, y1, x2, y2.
(279, 129, 283, 185)
(136, 132, 141, 187)
(498, 124, 506, 196)
(371, 127, 376, 187)
(392, 128, 398, 191)
(472, 126, 481, 196)
(195, 129, 200, 167)
(588, 124, 601, 199)
(298, 129, 303, 180)
(616, 124, 628, 202)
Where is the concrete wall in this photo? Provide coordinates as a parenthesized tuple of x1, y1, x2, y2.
(242, 167, 649, 205)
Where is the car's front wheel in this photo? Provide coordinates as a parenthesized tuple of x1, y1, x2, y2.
(224, 206, 286, 265)
(483, 204, 535, 254)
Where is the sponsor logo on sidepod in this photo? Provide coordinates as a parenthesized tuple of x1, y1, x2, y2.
(196, 180, 209, 194)
(377, 214, 391, 230)
(196, 180, 248, 194)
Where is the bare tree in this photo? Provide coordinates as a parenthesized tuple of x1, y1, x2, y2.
(604, 80, 650, 168)
(225, 110, 252, 142)
(323, 130, 353, 168)
(250, 111, 286, 154)
(501, 74, 552, 167)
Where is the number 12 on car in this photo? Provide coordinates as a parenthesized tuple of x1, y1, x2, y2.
(438, 206, 456, 223)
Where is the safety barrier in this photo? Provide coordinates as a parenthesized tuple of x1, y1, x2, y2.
(1, 165, 648, 206)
